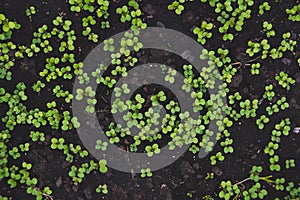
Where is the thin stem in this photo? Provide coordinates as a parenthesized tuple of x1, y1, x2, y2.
(259, 175, 274, 183)
(234, 177, 251, 186)
(231, 61, 241, 65)
(234, 175, 274, 187)
(42, 193, 54, 200)
(231, 56, 260, 66)
(245, 56, 260, 63)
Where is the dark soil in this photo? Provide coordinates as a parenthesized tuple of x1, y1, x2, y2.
(0, 0, 299, 200)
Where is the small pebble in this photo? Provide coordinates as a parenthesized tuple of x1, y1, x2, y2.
(55, 177, 62, 188)
(281, 58, 292, 66)
(72, 185, 79, 192)
(293, 127, 300, 134)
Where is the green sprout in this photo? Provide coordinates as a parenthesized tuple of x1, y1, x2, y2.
(19, 143, 30, 152)
(274, 178, 285, 191)
(111, 66, 127, 76)
(221, 138, 234, 154)
(32, 80, 45, 93)
(210, 152, 225, 165)
(264, 142, 279, 156)
(99, 159, 108, 173)
(141, 168, 152, 177)
(263, 84, 275, 101)
(228, 92, 242, 105)
(51, 138, 65, 150)
(124, 55, 138, 67)
(189, 144, 200, 154)
(75, 86, 95, 101)
(168, 0, 185, 15)
(103, 38, 115, 52)
(25, 6, 36, 20)
(100, 76, 116, 88)
(150, 91, 166, 106)
(95, 140, 108, 151)
(145, 144, 160, 157)
(256, 115, 269, 130)
(29, 131, 45, 142)
(205, 172, 215, 180)
(116, 5, 131, 22)
(193, 21, 214, 45)
(259, 2, 271, 15)
(250, 62, 261, 75)
(96, 184, 108, 194)
(101, 21, 110, 29)
(263, 21, 275, 38)
(82, 16, 96, 27)
(285, 159, 295, 169)
(9, 147, 20, 159)
(269, 155, 281, 171)
(275, 71, 295, 91)
(219, 180, 240, 199)
(164, 68, 177, 83)
(88, 32, 99, 43)
(0, 13, 21, 39)
(286, 4, 300, 22)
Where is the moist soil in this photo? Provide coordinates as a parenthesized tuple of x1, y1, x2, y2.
(0, 0, 300, 200)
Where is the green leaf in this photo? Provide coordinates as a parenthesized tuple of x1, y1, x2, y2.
(8, 22, 15, 29)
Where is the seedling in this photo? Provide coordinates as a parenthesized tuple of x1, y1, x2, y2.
(29, 131, 45, 142)
(275, 71, 295, 91)
(285, 159, 295, 169)
(95, 140, 108, 151)
(286, 4, 300, 22)
(263, 22, 275, 38)
(116, 5, 131, 22)
(259, 2, 271, 15)
(19, 143, 30, 152)
(141, 168, 152, 177)
(165, 68, 177, 83)
(228, 92, 242, 105)
(264, 142, 279, 156)
(101, 21, 110, 29)
(25, 6, 36, 20)
(51, 138, 65, 150)
(145, 144, 160, 157)
(269, 155, 281, 171)
(9, 147, 20, 159)
(193, 21, 214, 45)
(263, 84, 275, 101)
(103, 38, 115, 52)
(168, 0, 185, 15)
(210, 152, 225, 165)
(99, 159, 108, 173)
(256, 115, 269, 129)
(96, 184, 108, 194)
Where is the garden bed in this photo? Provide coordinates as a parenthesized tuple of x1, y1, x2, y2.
(0, 0, 299, 199)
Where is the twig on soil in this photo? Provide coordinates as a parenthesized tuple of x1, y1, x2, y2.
(234, 177, 251, 186)
(245, 56, 260, 63)
(231, 56, 260, 68)
(42, 193, 54, 200)
(234, 175, 274, 186)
